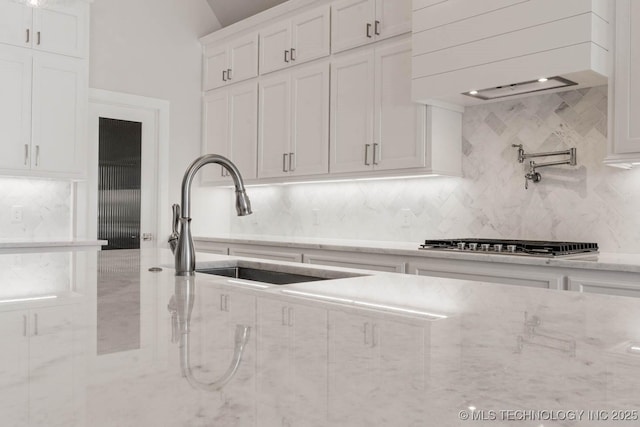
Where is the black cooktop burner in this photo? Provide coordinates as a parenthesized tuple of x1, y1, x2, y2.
(419, 239, 598, 257)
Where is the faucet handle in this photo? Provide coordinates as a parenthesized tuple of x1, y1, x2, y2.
(169, 204, 181, 253)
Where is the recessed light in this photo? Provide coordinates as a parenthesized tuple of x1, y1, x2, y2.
(538, 77, 548, 82)
(469, 90, 478, 95)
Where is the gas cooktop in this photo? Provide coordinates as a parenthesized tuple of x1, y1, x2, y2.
(419, 239, 598, 258)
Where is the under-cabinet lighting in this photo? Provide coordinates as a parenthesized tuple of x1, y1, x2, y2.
(0, 295, 57, 304)
(463, 76, 577, 100)
(469, 90, 478, 95)
(538, 77, 548, 82)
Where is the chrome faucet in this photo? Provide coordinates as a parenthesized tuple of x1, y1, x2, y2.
(171, 154, 252, 276)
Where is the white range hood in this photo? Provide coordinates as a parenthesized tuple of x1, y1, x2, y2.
(411, 0, 612, 108)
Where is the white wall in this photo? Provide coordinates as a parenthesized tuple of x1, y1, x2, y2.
(89, 0, 221, 218)
(201, 86, 640, 254)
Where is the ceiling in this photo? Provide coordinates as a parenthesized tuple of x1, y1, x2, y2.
(206, 0, 288, 27)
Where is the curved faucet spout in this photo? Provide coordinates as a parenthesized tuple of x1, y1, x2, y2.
(175, 154, 252, 276)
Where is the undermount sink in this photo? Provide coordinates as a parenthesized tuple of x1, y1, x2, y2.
(195, 261, 364, 285)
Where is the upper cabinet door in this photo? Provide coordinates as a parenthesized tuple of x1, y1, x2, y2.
(203, 45, 228, 91)
(260, 21, 291, 75)
(258, 72, 292, 179)
(33, 4, 87, 58)
(31, 52, 84, 174)
(228, 32, 258, 83)
(0, 45, 32, 172)
(201, 88, 230, 184)
(291, 5, 331, 65)
(375, 0, 412, 42)
(0, 0, 32, 49)
(374, 38, 425, 170)
(229, 80, 258, 181)
(330, 50, 375, 173)
(290, 61, 330, 177)
(331, 0, 376, 53)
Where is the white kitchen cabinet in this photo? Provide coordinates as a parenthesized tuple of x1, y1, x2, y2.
(195, 285, 256, 426)
(260, 5, 330, 75)
(331, 37, 460, 176)
(605, 0, 640, 168)
(0, 0, 87, 58)
(331, 0, 411, 53)
(203, 32, 258, 91)
(258, 61, 329, 179)
(201, 80, 258, 184)
(568, 276, 640, 298)
(0, 45, 85, 177)
(0, 304, 78, 427)
(303, 251, 406, 273)
(328, 309, 426, 424)
(229, 247, 303, 263)
(257, 298, 328, 426)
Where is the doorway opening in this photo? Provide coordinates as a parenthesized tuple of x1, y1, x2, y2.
(98, 118, 142, 250)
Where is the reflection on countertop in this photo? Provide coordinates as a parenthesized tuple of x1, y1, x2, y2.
(2, 248, 640, 426)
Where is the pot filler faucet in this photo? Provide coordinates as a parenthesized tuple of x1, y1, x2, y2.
(169, 154, 252, 276)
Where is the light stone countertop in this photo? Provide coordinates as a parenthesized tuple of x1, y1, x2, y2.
(0, 238, 107, 250)
(4, 248, 640, 426)
(195, 234, 640, 273)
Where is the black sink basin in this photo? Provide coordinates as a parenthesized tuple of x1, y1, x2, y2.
(196, 266, 330, 285)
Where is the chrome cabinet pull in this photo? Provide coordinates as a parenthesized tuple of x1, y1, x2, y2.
(374, 20, 381, 36)
(220, 294, 225, 311)
(35, 145, 40, 167)
(24, 144, 29, 166)
(290, 48, 296, 61)
(373, 143, 379, 165)
(33, 313, 38, 336)
(284, 49, 290, 63)
(222, 70, 227, 81)
(366, 23, 372, 38)
(283, 153, 289, 172)
(224, 295, 229, 312)
(37, 31, 41, 45)
(364, 144, 371, 165)
(282, 306, 287, 326)
(23, 315, 27, 337)
(26, 29, 30, 43)
(289, 152, 295, 172)
(227, 68, 232, 80)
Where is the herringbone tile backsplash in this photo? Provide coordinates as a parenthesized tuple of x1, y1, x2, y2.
(229, 85, 640, 253)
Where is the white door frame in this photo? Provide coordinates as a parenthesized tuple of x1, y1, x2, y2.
(77, 89, 169, 248)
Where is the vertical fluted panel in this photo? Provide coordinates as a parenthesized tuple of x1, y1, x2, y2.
(98, 118, 142, 250)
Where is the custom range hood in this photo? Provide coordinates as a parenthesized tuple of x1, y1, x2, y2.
(411, 0, 612, 108)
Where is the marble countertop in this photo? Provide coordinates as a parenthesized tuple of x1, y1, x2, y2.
(196, 234, 640, 273)
(6, 248, 640, 426)
(0, 238, 107, 250)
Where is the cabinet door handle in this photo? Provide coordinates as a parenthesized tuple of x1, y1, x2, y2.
(373, 143, 379, 165)
(222, 70, 227, 81)
(227, 68, 232, 80)
(33, 313, 38, 336)
(24, 144, 29, 166)
(37, 31, 41, 45)
(23, 315, 27, 337)
(281, 306, 287, 326)
(364, 144, 371, 165)
(26, 29, 30, 44)
(220, 294, 225, 311)
(289, 152, 295, 172)
(290, 48, 296, 61)
(375, 20, 381, 36)
(283, 153, 289, 172)
(224, 295, 229, 312)
(284, 49, 290, 63)
(366, 23, 372, 38)
(35, 145, 40, 167)
(363, 322, 370, 345)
